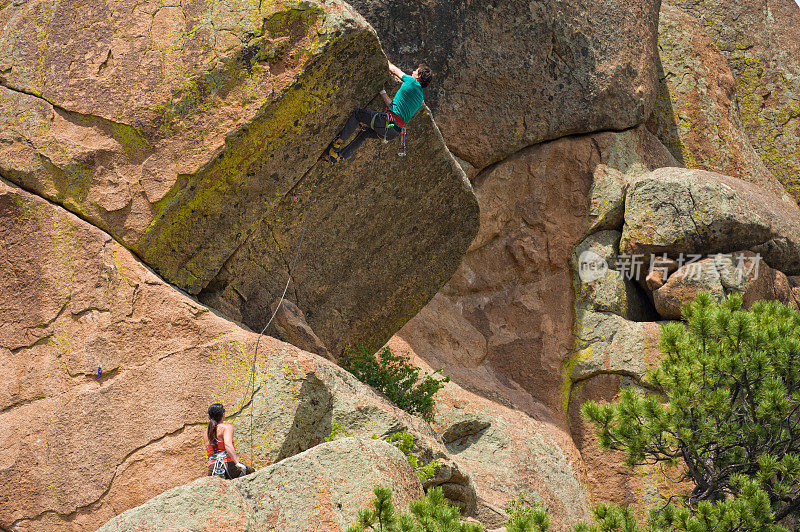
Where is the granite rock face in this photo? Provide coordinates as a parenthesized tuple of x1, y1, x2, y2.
(197, 103, 478, 356)
(347, 0, 662, 170)
(387, 337, 592, 531)
(647, 4, 787, 198)
(98, 438, 423, 532)
(0, 179, 473, 530)
(0, 0, 479, 358)
(668, 0, 800, 202)
(397, 127, 676, 421)
(573, 230, 657, 321)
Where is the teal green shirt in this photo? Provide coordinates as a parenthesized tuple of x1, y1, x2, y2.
(390, 74, 423, 124)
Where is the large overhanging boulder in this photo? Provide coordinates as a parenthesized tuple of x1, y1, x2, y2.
(0, 0, 478, 355)
(621, 167, 800, 274)
(346, 0, 662, 170)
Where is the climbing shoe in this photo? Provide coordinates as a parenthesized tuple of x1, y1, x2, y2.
(325, 139, 343, 164)
(324, 147, 342, 164)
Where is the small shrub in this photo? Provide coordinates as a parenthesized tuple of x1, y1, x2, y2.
(325, 421, 353, 442)
(378, 431, 439, 483)
(505, 495, 550, 532)
(341, 345, 449, 422)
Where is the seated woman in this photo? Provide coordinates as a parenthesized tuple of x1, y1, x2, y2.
(203, 403, 254, 479)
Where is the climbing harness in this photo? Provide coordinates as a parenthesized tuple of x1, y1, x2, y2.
(381, 110, 408, 155)
(209, 450, 229, 477)
(238, 172, 325, 465)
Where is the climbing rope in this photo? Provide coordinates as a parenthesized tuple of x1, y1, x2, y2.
(236, 118, 408, 466)
(238, 172, 325, 465)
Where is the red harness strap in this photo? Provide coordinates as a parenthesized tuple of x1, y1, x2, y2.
(387, 110, 406, 128)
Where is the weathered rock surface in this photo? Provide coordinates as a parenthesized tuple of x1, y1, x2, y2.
(347, 0, 662, 169)
(568, 374, 688, 521)
(571, 311, 665, 384)
(99, 437, 423, 531)
(573, 230, 657, 321)
(651, 251, 794, 318)
(197, 104, 477, 356)
(0, 0, 479, 358)
(397, 127, 676, 421)
(669, 0, 800, 203)
(268, 298, 333, 361)
(586, 165, 628, 235)
(652, 257, 726, 318)
(387, 338, 592, 531)
(0, 179, 472, 530)
(621, 167, 800, 275)
(568, 306, 683, 519)
(647, 4, 787, 198)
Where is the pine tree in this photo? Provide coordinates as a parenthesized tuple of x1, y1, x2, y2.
(582, 293, 800, 528)
(347, 486, 483, 532)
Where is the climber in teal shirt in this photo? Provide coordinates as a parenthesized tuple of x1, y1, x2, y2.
(326, 61, 434, 163)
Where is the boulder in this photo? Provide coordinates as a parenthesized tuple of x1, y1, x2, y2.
(0, 179, 471, 530)
(386, 338, 592, 531)
(668, 0, 800, 203)
(573, 230, 658, 321)
(652, 251, 793, 318)
(721, 251, 793, 308)
(347, 0, 662, 169)
(98, 437, 423, 532)
(652, 257, 726, 318)
(621, 167, 800, 274)
(97, 476, 252, 532)
(0, 0, 479, 358)
(197, 105, 477, 356)
(647, 4, 788, 198)
(587, 165, 628, 235)
(571, 311, 665, 384)
(397, 127, 676, 419)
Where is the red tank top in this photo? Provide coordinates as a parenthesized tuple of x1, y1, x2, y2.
(206, 437, 235, 463)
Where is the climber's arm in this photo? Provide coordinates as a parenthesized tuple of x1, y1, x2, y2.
(222, 424, 242, 465)
(387, 61, 405, 83)
(380, 88, 393, 107)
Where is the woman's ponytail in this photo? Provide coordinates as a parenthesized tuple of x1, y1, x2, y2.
(207, 403, 225, 445)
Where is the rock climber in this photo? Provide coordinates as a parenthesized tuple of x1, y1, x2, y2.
(204, 403, 255, 479)
(325, 61, 434, 163)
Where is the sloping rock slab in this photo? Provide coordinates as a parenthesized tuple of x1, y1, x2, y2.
(0, 179, 469, 530)
(0, 0, 479, 357)
(647, 4, 788, 198)
(387, 337, 592, 531)
(347, 0, 661, 169)
(621, 167, 800, 274)
(98, 437, 423, 531)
